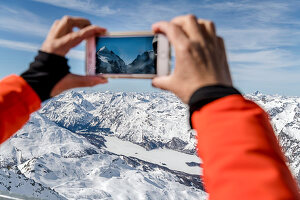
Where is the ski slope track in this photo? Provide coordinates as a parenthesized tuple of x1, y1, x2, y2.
(0, 90, 299, 199)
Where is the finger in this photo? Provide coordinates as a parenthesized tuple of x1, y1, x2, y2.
(198, 19, 216, 37)
(171, 15, 203, 41)
(71, 74, 108, 87)
(51, 74, 108, 97)
(46, 20, 60, 39)
(217, 36, 229, 65)
(59, 25, 106, 49)
(217, 36, 225, 51)
(152, 76, 173, 91)
(217, 36, 227, 61)
(152, 21, 189, 51)
(217, 37, 232, 84)
(54, 16, 92, 38)
(198, 19, 217, 45)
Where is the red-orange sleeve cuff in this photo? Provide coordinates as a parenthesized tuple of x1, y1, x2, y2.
(0, 75, 41, 144)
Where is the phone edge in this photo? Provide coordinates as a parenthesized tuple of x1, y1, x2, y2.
(85, 37, 96, 76)
(105, 31, 153, 37)
(86, 32, 171, 79)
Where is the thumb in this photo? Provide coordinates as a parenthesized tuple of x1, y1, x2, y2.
(51, 74, 108, 97)
(70, 74, 108, 87)
(152, 76, 172, 91)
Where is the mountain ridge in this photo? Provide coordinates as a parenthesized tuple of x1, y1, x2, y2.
(96, 46, 155, 74)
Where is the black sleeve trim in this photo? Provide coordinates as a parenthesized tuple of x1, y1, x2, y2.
(188, 85, 241, 128)
(21, 51, 70, 102)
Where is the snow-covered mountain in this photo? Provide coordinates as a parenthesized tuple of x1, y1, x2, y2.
(0, 90, 299, 199)
(96, 46, 155, 74)
(127, 51, 155, 74)
(0, 167, 64, 199)
(96, 46, 127, 74)
(40, 91, 196, 154)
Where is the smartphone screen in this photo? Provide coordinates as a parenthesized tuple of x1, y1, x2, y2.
(95, 35, 157, 75)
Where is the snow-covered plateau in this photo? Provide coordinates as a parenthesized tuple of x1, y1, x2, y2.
(0, 90, 299, 199)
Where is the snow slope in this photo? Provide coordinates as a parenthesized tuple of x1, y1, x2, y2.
(103, 136, 201, 175)
(0, 109, 205, 199)
(0, 167, 64, 199)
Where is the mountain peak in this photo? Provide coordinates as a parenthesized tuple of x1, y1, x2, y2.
(99, 46, 110, 52)
(253, 91, 263, 96)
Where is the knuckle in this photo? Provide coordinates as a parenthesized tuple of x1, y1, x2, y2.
(70, 32, 79, 40)
(43, 41, 57, 52)
(170, 17, 178, 23)
(207, 21, 214, 27)
(217, 36, 224, 43)
(178, 41, 192, 52)
(168, 24, 178, 35)
(171, 16, 182, 24)
(197, 18, 206, 25)
(207, 21, 215, 30)
(76, 32, 85, 39)
(186, 14, 197, 22)
(62, 15, 72, 23)
(51, 41, 60, 50)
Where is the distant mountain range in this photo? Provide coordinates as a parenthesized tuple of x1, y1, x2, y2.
(0, 91, 299, 199)
(96, 46, 155, 74)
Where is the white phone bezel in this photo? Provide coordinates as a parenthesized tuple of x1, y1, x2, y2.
(85, 32, 170, 79)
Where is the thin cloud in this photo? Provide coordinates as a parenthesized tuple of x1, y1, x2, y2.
(220, 28, 300, 51)
(228, 49, 300, 69)
(0, 38, 84, 61)
(201, 1, 289, 23)
(33, 0, 117, 16)
(0, 39, 38, 52)
(0, 5, 49, 37)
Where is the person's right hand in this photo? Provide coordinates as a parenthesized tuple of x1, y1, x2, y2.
(152, 15, 232, 104)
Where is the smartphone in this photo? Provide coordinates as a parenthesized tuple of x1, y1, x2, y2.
(86, 31, 170, 78)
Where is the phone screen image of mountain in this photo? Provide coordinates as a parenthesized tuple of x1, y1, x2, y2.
(96, 36, 156, 74)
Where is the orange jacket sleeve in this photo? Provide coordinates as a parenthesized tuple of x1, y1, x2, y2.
(0, 75, 41, 144)
(192, 94, 300, 200)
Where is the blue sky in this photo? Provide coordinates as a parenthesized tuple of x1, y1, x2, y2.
(0, 0, 300, 95)
(96, 36, 154, 64)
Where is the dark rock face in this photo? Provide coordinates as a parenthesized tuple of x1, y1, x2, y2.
(278, 131, 300, 187)
(120, 155, 204, 191)
(96, 46, 126, 74)
(127, 51, 155, 74)
(96, 46, 155, 74)
(166, 137, 188, 152)
(186, 162, 201, 167)
(140, 136, 164, 150)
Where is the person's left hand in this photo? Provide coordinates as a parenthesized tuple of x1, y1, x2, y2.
(41, 16, 108, 97)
